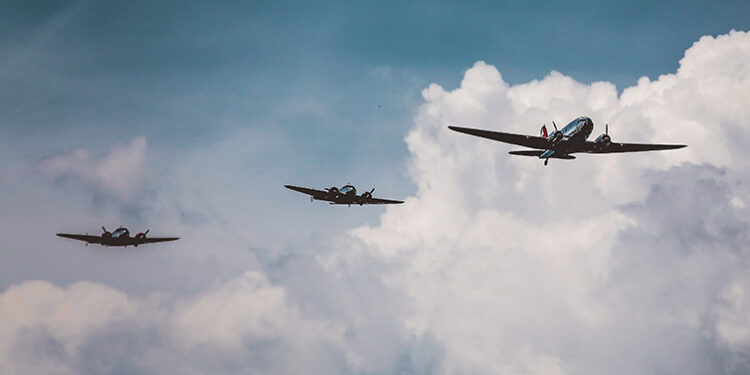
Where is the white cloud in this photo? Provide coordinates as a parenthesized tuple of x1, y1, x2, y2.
(354, 30, 750, 374)
(39, 137, 148, 203)
(0, 272, 352, 375)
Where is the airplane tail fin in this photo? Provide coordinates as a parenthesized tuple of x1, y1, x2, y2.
(540, 124, 548, 138)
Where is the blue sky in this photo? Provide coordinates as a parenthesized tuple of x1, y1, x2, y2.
(2, 0, 747, 211)
(4, 0, 749, 142)
(2, 2, 750, 374)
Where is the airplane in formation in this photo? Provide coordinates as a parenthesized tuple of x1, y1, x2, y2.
(56, 227, 179, 247)
(449, 116, 686, 165)
(285, 184, 404, 206)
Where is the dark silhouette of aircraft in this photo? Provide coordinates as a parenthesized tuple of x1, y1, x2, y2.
(284, 184, 404, 206)
(449, 116, 686, 166)
(57, 227, 179, 247)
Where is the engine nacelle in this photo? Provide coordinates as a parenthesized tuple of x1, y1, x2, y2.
(593, 133, 611, 152)
(359, 192, 372, 205)
(135, 233, 146, 239)
(549, 130, 563, 145)
(327, 186, 339, 197)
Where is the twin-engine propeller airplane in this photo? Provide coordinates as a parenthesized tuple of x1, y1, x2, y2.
(56, 227, 179, 247)
(284, 184, 404, 206)
(449, 116, 686, 166)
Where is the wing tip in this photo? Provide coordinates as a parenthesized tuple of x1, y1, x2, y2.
(660, 144, 687, 150)
(284, 184, 303, 191)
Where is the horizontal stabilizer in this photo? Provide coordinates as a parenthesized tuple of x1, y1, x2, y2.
(508, 150, 575, 159)
(508, 150, 543, 157)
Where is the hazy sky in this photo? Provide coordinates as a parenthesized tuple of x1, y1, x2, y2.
(2, 1, 750, 374)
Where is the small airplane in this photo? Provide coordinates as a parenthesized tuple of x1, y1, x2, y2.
(449, 116, 686, 166)
(56, 227, 179, 247)
(284, 184, 404, 206)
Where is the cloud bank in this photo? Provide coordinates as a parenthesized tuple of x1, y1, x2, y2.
(3, 30, 750, 374)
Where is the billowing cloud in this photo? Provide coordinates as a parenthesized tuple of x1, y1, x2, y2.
(3, 30, 750, 375)
(0, 272, 355, 375)
(353, 30, 750, 374)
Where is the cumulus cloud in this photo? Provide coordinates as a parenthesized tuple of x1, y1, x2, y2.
(3, 30, 750, 375)
(353, 30, 750, 374)
(0, 272, 353, 375)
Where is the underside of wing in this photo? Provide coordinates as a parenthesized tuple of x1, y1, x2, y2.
(56, 233, 102, 244)
(508, 150, 576, 159)
(449, 126, 550, 149)
(140, 237, 180, 244)
(364, 198, 404, 205)
(587, 142, 687, 154)
(284, 185, 330, 200)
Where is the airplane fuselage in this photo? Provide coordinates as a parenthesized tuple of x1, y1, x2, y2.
(542, 116, 594, 158)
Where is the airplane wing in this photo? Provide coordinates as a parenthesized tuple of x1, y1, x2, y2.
(56, 233, 103, 244)
(583, 141, 687, 153)
(137, 237, 180, 244)
(363, 197, 404, 205)
(284, 185, 331, 201)
(448, 126, 550, 149)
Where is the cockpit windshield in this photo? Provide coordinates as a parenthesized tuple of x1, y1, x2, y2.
(561, 118, 586, 136)
(340, 185, 356, 194)
(112, 228, 130, 238)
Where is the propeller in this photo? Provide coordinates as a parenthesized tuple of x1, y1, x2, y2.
(359, 188, 375, 205)
(102, 226, 107, 233)
(593, 123, 612, 152)
(548, 121, 564, 145)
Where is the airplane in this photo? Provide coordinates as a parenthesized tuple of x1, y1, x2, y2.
(56, 227, 179, 247)
(284, 184, 404, 206)
(448, 116, 686, 166)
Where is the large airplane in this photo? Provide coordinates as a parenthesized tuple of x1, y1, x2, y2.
(449, 116, 686, 165)
(57, 227, 179, 247)
(284, 184, 404, 206)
